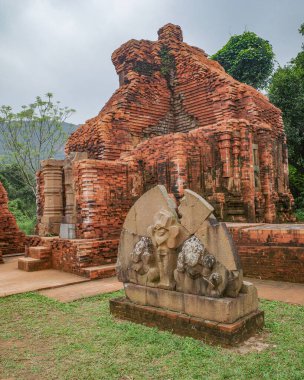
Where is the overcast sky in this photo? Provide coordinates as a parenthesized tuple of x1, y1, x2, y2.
(1, 0, 303, 124)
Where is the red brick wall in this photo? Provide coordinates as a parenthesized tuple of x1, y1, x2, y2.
(24, 235, 118, 275)
(0, 181, 25, 255)
(50, 239, 118, 274)
(238, 246, 304, 283)
(73, 160, 137, 239)
(228, 223, 304, 283)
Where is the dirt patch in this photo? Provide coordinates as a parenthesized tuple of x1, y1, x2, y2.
(0, 339, 27, 350)
(227, 332, 276, 354)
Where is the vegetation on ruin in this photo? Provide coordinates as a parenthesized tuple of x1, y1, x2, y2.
(134, 61, 159, 77)
(133, 45, 175, 83)
(268, 23, 304, 220)
(159, 45, 176, 83)
(0, 291, 303, 380)
(211, 31, 275, 90)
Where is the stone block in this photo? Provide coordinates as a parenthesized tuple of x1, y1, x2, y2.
(60, 224, 76, 239)
(81, 264, 116, 280)
(28, 246, 51, 259)
(18, 257, 51, 271)
(124, 283, 259, 323)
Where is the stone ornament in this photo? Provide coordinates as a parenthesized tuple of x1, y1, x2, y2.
(118, 185, 243, 298)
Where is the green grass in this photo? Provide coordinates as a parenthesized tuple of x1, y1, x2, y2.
(0, 292, 303, 380)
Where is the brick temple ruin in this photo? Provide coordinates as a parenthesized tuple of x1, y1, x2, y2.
(15, 24, 303, 280)
(0, 181, 25, 263)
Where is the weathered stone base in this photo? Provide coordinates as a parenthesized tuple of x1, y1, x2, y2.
(124, 282, 258, 323)
(110, 297, 264, 346)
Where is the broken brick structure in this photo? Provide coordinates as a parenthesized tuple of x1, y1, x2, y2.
(0, 181, 25, 262)
(65, 23, 293, 228)
(20, 24, 296, 278)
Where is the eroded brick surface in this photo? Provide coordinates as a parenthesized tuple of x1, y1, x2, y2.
(65, 23, 294, 228)
(0, 181, 25, 259)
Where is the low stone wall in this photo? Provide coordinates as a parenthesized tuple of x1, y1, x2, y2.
(51, 238, 118, 275)
(228, 223, 304, 283)
(24, 236, 118, 275)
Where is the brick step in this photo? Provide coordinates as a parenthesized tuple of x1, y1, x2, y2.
(227, 209, 245, 215)
(81, 264, 116, 280)
(18, 257, 51, 272)
(28, 246, 51, 259)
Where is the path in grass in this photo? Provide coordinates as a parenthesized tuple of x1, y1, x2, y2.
(0, 291, 304, 380)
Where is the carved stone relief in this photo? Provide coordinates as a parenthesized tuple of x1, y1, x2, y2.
(118, 185, 244, 298)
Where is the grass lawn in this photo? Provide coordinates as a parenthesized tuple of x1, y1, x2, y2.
(0, 291, 303, 380)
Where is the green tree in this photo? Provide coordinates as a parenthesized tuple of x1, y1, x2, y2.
(268, 23, 304, 219)
(211, 31, 275, 89)
(268, 23, 304, 170)
(0, 163, 37, 234)
(0, 93, 75, 195)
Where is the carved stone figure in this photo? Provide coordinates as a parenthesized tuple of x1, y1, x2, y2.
(174, 235, 230, 297)
(118, 185, 243, 297)
(128, 236, 160, 285)
(147, 209, 181, 289)
(113, 185, 264, 344)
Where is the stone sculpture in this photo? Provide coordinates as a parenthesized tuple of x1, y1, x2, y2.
(112, 185, 264, 346)
(117, 186, 242, 297)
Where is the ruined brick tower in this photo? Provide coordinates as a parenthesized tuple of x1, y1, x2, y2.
(37, 24, 294, 242)
(0, 181, 25, 262)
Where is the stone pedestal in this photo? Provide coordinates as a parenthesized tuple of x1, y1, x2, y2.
(110, 297, 264, 346)
(124, 281, 258, 324)
(111, 280, 264, 346)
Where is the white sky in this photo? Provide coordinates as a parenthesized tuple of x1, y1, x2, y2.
(0, 0, 303, 124)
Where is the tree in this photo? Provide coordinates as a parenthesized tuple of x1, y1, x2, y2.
(211, 31, 275, 90)
(268, 23, 304, 219)
(0, 93, 75, 195)
(268, 23, 304, 170)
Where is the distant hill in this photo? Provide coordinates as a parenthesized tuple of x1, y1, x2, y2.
(0, 122, 79, 160)
(53, 122, 79, 159)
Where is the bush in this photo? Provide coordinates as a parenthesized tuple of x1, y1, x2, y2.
(8, 198, 36, 235)
(288, 164, 304, 221)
